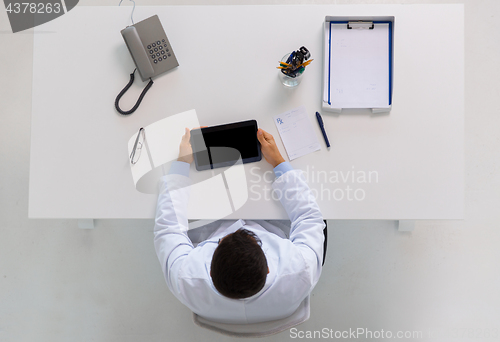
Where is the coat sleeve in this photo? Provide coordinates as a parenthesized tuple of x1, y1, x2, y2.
(272, 167, 325, 286)
(153, 164, 194, 302)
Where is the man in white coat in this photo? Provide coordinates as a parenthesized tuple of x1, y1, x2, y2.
(154, 127, 325, 324)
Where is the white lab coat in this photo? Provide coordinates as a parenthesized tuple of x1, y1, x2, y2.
(154, 164, 325, 324)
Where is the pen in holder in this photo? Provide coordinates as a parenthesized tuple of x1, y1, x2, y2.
(278, 46, 313, 88)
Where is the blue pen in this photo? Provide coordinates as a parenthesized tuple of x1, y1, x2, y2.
(316, 112, 330, 150)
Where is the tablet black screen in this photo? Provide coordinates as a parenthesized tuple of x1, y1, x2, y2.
(191, 120, 261, 170)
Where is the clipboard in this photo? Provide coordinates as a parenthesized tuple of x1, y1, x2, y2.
(322, 16, 395, 114)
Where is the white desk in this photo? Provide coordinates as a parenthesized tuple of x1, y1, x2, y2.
(29, 5, 464, 220)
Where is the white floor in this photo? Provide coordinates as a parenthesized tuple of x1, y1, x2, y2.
(1, 0, 499, 341)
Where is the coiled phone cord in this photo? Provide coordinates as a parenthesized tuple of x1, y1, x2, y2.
(114, 69, 154, 115)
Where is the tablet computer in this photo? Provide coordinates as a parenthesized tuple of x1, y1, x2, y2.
(190, 120, 262, 171)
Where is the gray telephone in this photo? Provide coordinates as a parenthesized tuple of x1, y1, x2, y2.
(115, 15, 179, 115)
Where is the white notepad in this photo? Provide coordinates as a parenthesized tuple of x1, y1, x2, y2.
(273, 106, 321, 161)
(327, 23, 390, 108)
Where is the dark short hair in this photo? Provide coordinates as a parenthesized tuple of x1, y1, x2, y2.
(210, 229, 268, 299)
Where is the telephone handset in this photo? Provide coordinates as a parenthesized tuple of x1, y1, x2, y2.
(115, 15, 179, 115)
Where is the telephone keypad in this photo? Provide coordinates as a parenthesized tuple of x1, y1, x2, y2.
(147, 39, 172, 63)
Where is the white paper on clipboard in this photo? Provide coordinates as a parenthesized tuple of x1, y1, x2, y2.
(328, 23, 390, 108)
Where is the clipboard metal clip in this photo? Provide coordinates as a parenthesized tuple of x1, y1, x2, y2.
(347, 21, 374, 30)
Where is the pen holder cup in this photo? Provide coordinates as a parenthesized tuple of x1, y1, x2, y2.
(278, 53, 305, 88)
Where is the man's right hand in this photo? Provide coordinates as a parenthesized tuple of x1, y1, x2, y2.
(257, 128, 285, 168)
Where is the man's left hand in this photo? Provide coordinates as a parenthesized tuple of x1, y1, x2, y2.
(177, 127, 194, 164)
(177, 127, 207, 164)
